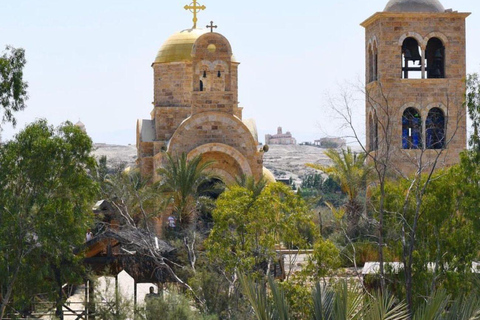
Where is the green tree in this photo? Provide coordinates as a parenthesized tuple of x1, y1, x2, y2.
(304, 238, 341, 281)
(0, 120, 97, 318)
(0, 46, 28, 128)
(101, 166, 160, 231)
(241, 276, 412, 320)
(466, 73, 480, 151)
(157, 152, 214, 227)
(307, 148, 369, 239)
(376, 165, 480, 306)
(206, 182, 313, 295)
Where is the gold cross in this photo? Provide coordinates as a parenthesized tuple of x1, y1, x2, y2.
(207, 21, 217, 33)
(184, 1, 206, 29)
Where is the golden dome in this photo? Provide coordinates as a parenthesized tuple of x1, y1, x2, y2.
(154, 28, 208, 64)
(263, 167, 276, 184)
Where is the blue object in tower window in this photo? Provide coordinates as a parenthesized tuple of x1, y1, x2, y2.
(402, 128, 409, 149)
(412, 128, 421, 149)
(411, 117, 421, 148)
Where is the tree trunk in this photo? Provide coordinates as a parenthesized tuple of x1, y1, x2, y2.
(53, 264, 64, 320)
(378, 183, 386, 293)
(0, 260, 22, 319)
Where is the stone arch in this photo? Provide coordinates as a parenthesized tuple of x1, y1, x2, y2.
(192, 33, 233, 59)
(212, 60, 230, 73)
(426, 102, 447, 115)
(399, 102, 421, 115)
(187, 143, 253, 185)
(398, 32, 425, 48)
(195, 60, 214, 73)
(425, 32, 449, 45)
(368, 35, 378, 48)
(167, 111, 258, 155)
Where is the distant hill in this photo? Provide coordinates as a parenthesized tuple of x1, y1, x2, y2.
(92, 143, 340, 184)
(262, 145, 333, 184)
(92, 143, 137, 170)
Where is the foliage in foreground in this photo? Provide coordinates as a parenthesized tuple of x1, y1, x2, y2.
(0, 46, 28, 128)
(206, 182, 314, 276)
(241, 276, 480, 320)
(0, 120, 98, 318)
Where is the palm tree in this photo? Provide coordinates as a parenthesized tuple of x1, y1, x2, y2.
(240, 275, 411, 320)
(103, 167, 160, 231)
(241, 274, 480, 320)
(157, 152, 214, 228)
(235, 174, 268, 199)
(307, 147, 369, 239)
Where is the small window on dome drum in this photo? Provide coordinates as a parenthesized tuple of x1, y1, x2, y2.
(200, 80, 204, 92)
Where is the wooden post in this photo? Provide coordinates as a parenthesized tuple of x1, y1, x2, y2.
(133, 280, 137, 317)
(89, 279, 96, 320)
(84, 280, 89, 320)
(115, 274, 119, 317)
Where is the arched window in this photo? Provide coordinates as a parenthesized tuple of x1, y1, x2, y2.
(426, 108, 445, 149)
(212, 65, 226, 91)
(402, 108, 422, 149)
(368, 43, 378, 83)
(368, 45, 374, 83)
(199, 80, 204, 92)
(426, 38, 445, 79)
(402, 37, 422, 79)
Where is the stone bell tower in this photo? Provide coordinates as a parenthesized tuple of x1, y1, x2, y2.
(361, 0, 470, 175)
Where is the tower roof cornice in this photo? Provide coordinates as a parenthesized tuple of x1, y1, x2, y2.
(361, 11, 470, 28)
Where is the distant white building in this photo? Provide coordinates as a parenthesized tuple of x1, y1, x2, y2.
(265, 127, 296, 145)
(314, 137, 346, 148)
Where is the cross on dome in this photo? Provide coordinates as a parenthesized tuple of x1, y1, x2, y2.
(207, 21, 217, 32)
(184, 0, 206, 29)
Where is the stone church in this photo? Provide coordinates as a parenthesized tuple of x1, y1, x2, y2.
(136, 15, 272, 184)
(362, 0, 469, 174)
(136, 0, 470, 182)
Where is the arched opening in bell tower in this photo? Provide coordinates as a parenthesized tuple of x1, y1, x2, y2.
(367, 42, 378, 83)
(402, 37, 423, 79)
(402, 108, 422, 149)
(426, 108, 446, 149)
(368, 44, 374, 83)
(426, 38, 445, 79)
(369, 112, 379, 151)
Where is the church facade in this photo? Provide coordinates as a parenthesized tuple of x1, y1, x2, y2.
(265, 127, 297, 145)
(136, 27, 266, 184)
(362, 0, 469, 174)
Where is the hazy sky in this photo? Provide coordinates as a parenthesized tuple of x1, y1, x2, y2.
(1, 0, 479, 145)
